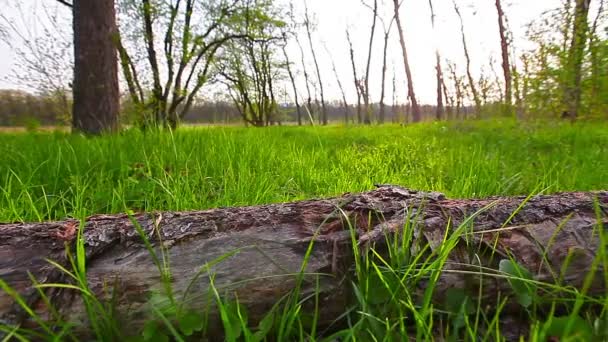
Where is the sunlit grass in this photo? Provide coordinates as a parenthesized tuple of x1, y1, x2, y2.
(1, 119, 607, 340)
(0, 119, 606, 222)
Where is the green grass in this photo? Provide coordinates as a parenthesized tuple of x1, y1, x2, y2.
(0, 119, 606, 222)
(1, 119, 607, 341)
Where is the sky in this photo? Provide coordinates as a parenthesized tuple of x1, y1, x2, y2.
(0, 0, 572, 105)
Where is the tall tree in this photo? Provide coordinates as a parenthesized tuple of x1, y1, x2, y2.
(374, 5, 396, 124)
(447, 60, 464, 119)
(563, 0, 592, 121)
(323, 43, 351, 124)
(428, 0, 444, 120)
(58, 0, 120, 134)
(116, 0, 257, 129)
(295, 35, 315, 125)
(362, 0, 378, 124)
(347, 29, 363, 124)
(588, 0, 605, 115)
(453, 1, 482, 117)
(303, 3, 327, 125)
(495, 0, 512, 114)
(282, 34, 302, 126)
(393, 0, 421, 122)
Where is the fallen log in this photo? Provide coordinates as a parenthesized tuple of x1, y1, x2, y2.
(1, 186, 607, 339)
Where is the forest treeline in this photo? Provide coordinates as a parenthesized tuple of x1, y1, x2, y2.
(0, 0, 606, 131)
(0, 89, 480, 126)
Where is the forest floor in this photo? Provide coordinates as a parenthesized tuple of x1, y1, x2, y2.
(1, 119, 607, 340)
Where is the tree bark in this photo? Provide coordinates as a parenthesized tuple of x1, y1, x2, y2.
(72, 0, 119, 134)
(1, 187, 607, 339)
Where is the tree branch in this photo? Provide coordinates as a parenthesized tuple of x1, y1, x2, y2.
(54, 0, 73, 9)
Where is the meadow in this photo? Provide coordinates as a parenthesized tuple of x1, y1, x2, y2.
(1, 119, 608, 341)
(1, 119, 606, 223)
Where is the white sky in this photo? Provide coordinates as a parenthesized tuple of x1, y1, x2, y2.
(0, 0, 574, 105)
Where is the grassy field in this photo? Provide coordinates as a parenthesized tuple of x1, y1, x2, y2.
(0, 119, 606, 222)
(1, 119, 608, 341)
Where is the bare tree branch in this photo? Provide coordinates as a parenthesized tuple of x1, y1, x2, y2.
(54, 0, 72, 9)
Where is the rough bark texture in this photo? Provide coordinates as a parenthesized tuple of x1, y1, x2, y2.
(72, 0, 119, 134)
(1, 187, 607, 339)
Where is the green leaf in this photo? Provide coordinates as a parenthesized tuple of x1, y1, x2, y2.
(142, 321, 169, 342)
(499, 259, 536, 308)
(445, 288, 475, 315)
(178, 311, 204, 336)
(252, 310, 275, 342)
(544, 315, 594, 341)
(445, 288, 475, 330)
(223, 301, 246, 340)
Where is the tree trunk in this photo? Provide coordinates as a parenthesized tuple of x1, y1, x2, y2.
(563, 0, 592, 121)
(363, 0, 378, 125)
(428, 0, 444, 121)
(378, 13, 395, 125)
(324, 43, 350, 124)
(282, 39, 302, 126)
(588, 0, 605, 116)
(347, 29, 363, 124)
(495, 0, 512, 115)
(304, 6, 327, 125)
(393, 0, 421, 122)
(453, 1, 482, 118)
(72, 0, 119, 134)
(1, 186, 606, 339)
(295, 35, 315, 126)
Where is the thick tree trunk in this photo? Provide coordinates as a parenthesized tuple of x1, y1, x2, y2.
(1, 187, 607, 339)
(72, 0, 119, 134)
